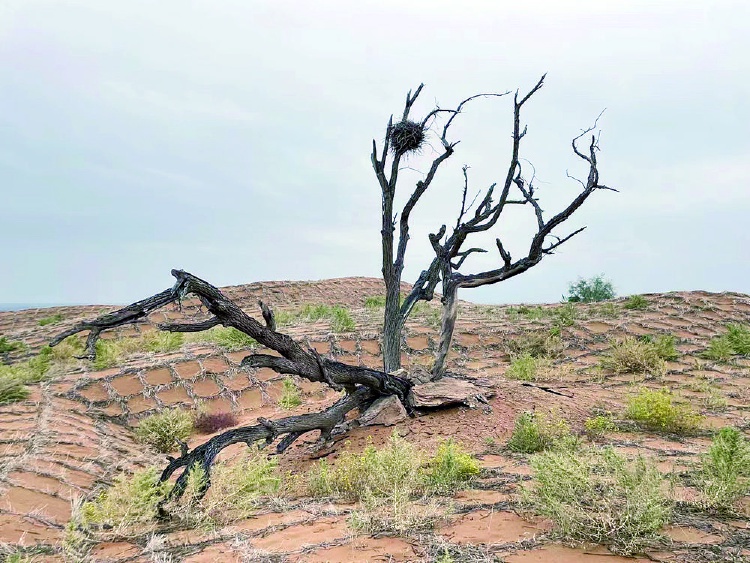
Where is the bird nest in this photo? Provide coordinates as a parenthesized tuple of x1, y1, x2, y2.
(388, 120, 426, 156)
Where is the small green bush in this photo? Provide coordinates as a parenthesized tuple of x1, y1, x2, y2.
(38, 313, 64, 326)
(697, 427, 750, 511)
(423, 439, 480, 494)
(703, 324, 750, 361)
(364, 295, 386, 308)
(505, 353, 539, 381)
(584, 414, 618, 438)
(196, 326, 256, 351)
(142, 331, 184, 353)
(507, 411, 577, 454)
(135, 409, 194, 453)
(625, 388, 702, 433)
(624, 295, 648, 310)
(525, 446, 671, 554)
(78, 467, 172, 532)
(278, 377, 302, 409)
(599, 337, 667, 378)
(565, 275, 616, 303)
(0, 372, 30, 405)
(0, 336, 24, 354)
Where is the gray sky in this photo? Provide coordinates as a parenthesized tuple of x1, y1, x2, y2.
(1, 0, 748, 306)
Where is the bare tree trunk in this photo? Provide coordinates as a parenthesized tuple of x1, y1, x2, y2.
(432, 282, 458, 379)
(382, 280, 402, 372)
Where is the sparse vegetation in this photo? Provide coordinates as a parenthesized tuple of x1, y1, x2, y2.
(423, 438, 481, 494)
(524, 446, 671, 554)
(507, 411, 577, 454)
(599, 336, 668, 378)
(696, 427, 750, 512)
(195, 326, 256, 351)
(565, 275, 616, 303)
(584, 414, 618, 438)
(504, 353, 564, 382)
(625, 388, 702, 433)
(0, 372, 30, 405)
(275, 304, 356, 332)
(0, 336, 24, 354)
(135, 409, 194, 453)
(38, 313, 64, 326)
(364, 295, 386, 308)
(278, 377, 302, 409)
(624, 294, 649, 310)
(92, 332, 185, 370)
(505, 331, 563, 359)
(703, 324, 750, 361)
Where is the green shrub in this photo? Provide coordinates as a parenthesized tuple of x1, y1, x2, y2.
(505, 353, 539, 381)
(551, 303, 578, 329)
(524, 446, 671, 554)
(599, 337, 667, 377)
(0, 372, 30, 405)
(348, 486, 445, 535)
(0, 336, 24, 354)
(423, 439, 480, 494)
(38, 313, 64, 326)
(565, 275, 616, 303)
(697, 427, 750, 511)
(507, 411, 576, 454)
(197, 326, 256, 351)
(624, 295, 648, 310)
(278, 377, 302, 409)
(286, 304, 356, 332)
(703, 324, 750, 361)
(364, 295, 386, 308)
(135, 409, 194, 453)
(78, 467, 172, 532)
(625, 388, 702, 433)
(142, 331, 184, 353)
(584, 414, 618, 438)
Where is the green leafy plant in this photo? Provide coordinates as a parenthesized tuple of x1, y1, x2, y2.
(278, 377, 302, 409)
(524, 446, 671, 554)
(624, 295, 648, 310)
(507, 411, 577, 454)
(599, 337, 667, 378)
(38, 313, 64, 326)
(0, 336, 24, 354)
(135, 409, 194, 453)
(703, 324, 750, 361)
(565, 275, 616, 303)
(625, 388, 702, 433)
(696, 427, 750, 511)
(423, 438, 480, 494)
(584, 414, 618, 438)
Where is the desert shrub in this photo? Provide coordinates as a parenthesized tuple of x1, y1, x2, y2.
(703, 324, 750, 361)
(278, 377, 302, 409)
(142, 331, 184, 353)
(302, 304, 355, 331)
(193, 411, 238, 434)
(308, 433, 422, 500)
(524, 446, 671, 554)
(423, 439, 480, 494)
(192, 447, 281, 524)
(135, 409, 194, 453)
(505, 353, 538, 381)
(0, 336, 25, 354)
(92, 337, 146, 370)
(507, 411, 577, 454)
(696, 427, 750, 511)
(584, 414, 618, 438)
(198, 326, 256, 351)
(364, 295, 386, 308)
(565, 275, 616, 303)
(625, 388, 702, 433)
(0, 372, 30, 405)
(38, 313, 64, 326)
(505, 331, 563, 359)
(551, 302, 578, 329)
(506, 305, 546, 320)
(599, 337, 667, 378)
(624, 295, 649, 310)
(77, 467, 172, 533)
(349, 486, 445, 535)
(650, 334, 679, 361)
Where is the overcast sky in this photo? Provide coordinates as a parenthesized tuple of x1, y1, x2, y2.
(1, 0, 748, 307)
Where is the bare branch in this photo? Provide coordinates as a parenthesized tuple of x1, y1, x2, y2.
(158, 317, 220, 332)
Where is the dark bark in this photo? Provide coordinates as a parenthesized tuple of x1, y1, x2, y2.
(50, 269, 412, 510)
(372, 85, 510, 373)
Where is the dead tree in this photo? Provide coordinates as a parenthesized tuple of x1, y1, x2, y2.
(371, 86, 510, 372)
(426, 75, 615, 377)
(50, 270, 412, 508)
